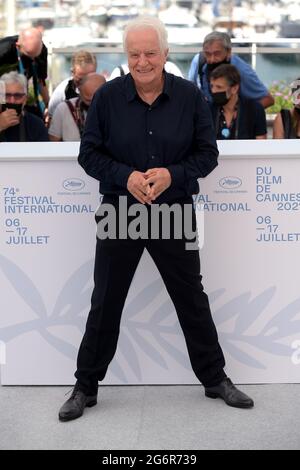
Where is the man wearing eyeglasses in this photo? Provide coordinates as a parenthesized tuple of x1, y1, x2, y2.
(0, 71, 48, 142)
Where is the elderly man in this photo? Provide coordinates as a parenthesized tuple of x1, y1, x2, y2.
(0, 28, 48, 118)
(48, 50, 98, 120)
(0, 71, 48, 142)
(188, 31, 274, 109)
(58, 16, 254, 422)
(108, 59, 183, 80)
(49, 73, 106, 141)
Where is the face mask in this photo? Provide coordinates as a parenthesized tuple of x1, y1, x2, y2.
(212, 91, 229, 106)
(206, 59, 231, 75)
(2, 102, 23, 116)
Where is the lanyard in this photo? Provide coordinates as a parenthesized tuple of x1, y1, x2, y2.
(16, 47, 45, 115)
(31, 61, 46, 114)
(216, 103, 240, 140)
(16, 47, 25, 75)
(66, 98, 86, 137)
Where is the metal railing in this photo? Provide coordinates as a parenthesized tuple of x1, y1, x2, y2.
(47, 38, 300, 93)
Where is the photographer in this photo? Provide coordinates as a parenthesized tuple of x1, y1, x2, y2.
(0, 71, 48, 142)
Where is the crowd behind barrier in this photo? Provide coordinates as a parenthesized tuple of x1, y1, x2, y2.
(0, 27, 300, 143)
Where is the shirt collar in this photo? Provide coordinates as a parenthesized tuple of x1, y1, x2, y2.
(125, 71, 173, 102)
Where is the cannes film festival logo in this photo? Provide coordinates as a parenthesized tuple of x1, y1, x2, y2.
(219, 176, 242, 190)
(96, 196, 202, 250)
(62, 178, 85, 191)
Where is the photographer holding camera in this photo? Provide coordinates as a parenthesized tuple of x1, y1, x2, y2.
(0, 71, 48, 142)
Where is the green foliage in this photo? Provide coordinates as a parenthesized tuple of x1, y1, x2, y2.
(26, 84, 36, 106)
(266, 80, 294, 114)
(26, 79, 49, 106)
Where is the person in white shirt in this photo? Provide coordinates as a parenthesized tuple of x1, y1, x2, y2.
(48, 73, 105, 142)
(48, 50, 97, 120)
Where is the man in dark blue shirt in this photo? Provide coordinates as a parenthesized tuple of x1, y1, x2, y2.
(59, 16, 254, 422)
(77, 66, 218, 203)
(188, 31, 274, 109)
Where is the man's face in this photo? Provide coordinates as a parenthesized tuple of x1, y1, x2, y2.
(5, 83, 27, 107)
(2, 82, 27, 117)
(79, 77, 105, 108)
(210, 76, 238, 101)
(72, 64, 96, 87)
(79, 83, 97, 107)
(126, 28, 168, 88)
(203, 41, 231, 64)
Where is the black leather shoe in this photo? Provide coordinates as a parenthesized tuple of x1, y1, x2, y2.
(205, 377, 254, 409)
(59, 385, 97, 422)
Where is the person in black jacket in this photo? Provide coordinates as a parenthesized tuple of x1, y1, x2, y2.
(0, 28, 48, 119)
(0, 72, 48, 142)
(209, 64, 267, 140)
(58, 16, 254, 422)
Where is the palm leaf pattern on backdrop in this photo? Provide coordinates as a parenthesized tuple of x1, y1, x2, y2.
(1, 254, 299, 380)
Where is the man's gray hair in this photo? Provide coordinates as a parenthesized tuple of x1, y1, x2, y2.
(203, 32, 232, 51)
(123, 16, 168, 53)
(0, 71, 27, 93)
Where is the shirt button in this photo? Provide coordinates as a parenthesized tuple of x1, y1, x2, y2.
(151, 155, 155, 159)
(149, 131, 153, 135)
(148, 107, 152, 111)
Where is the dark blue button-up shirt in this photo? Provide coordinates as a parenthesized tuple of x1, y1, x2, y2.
(78, 72, 219, 203)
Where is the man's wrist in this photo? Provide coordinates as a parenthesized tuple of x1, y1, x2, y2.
(165, 168, 172, 181)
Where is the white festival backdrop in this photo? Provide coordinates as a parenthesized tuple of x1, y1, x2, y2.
(0, 141, 300, 385)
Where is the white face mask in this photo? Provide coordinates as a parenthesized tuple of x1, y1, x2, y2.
(290, 79, 300, 105)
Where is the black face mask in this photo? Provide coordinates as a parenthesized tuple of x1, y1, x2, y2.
(212, 91, 229, 106)
(206, 59, 231, 76)
(2, 103, 23, 116)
